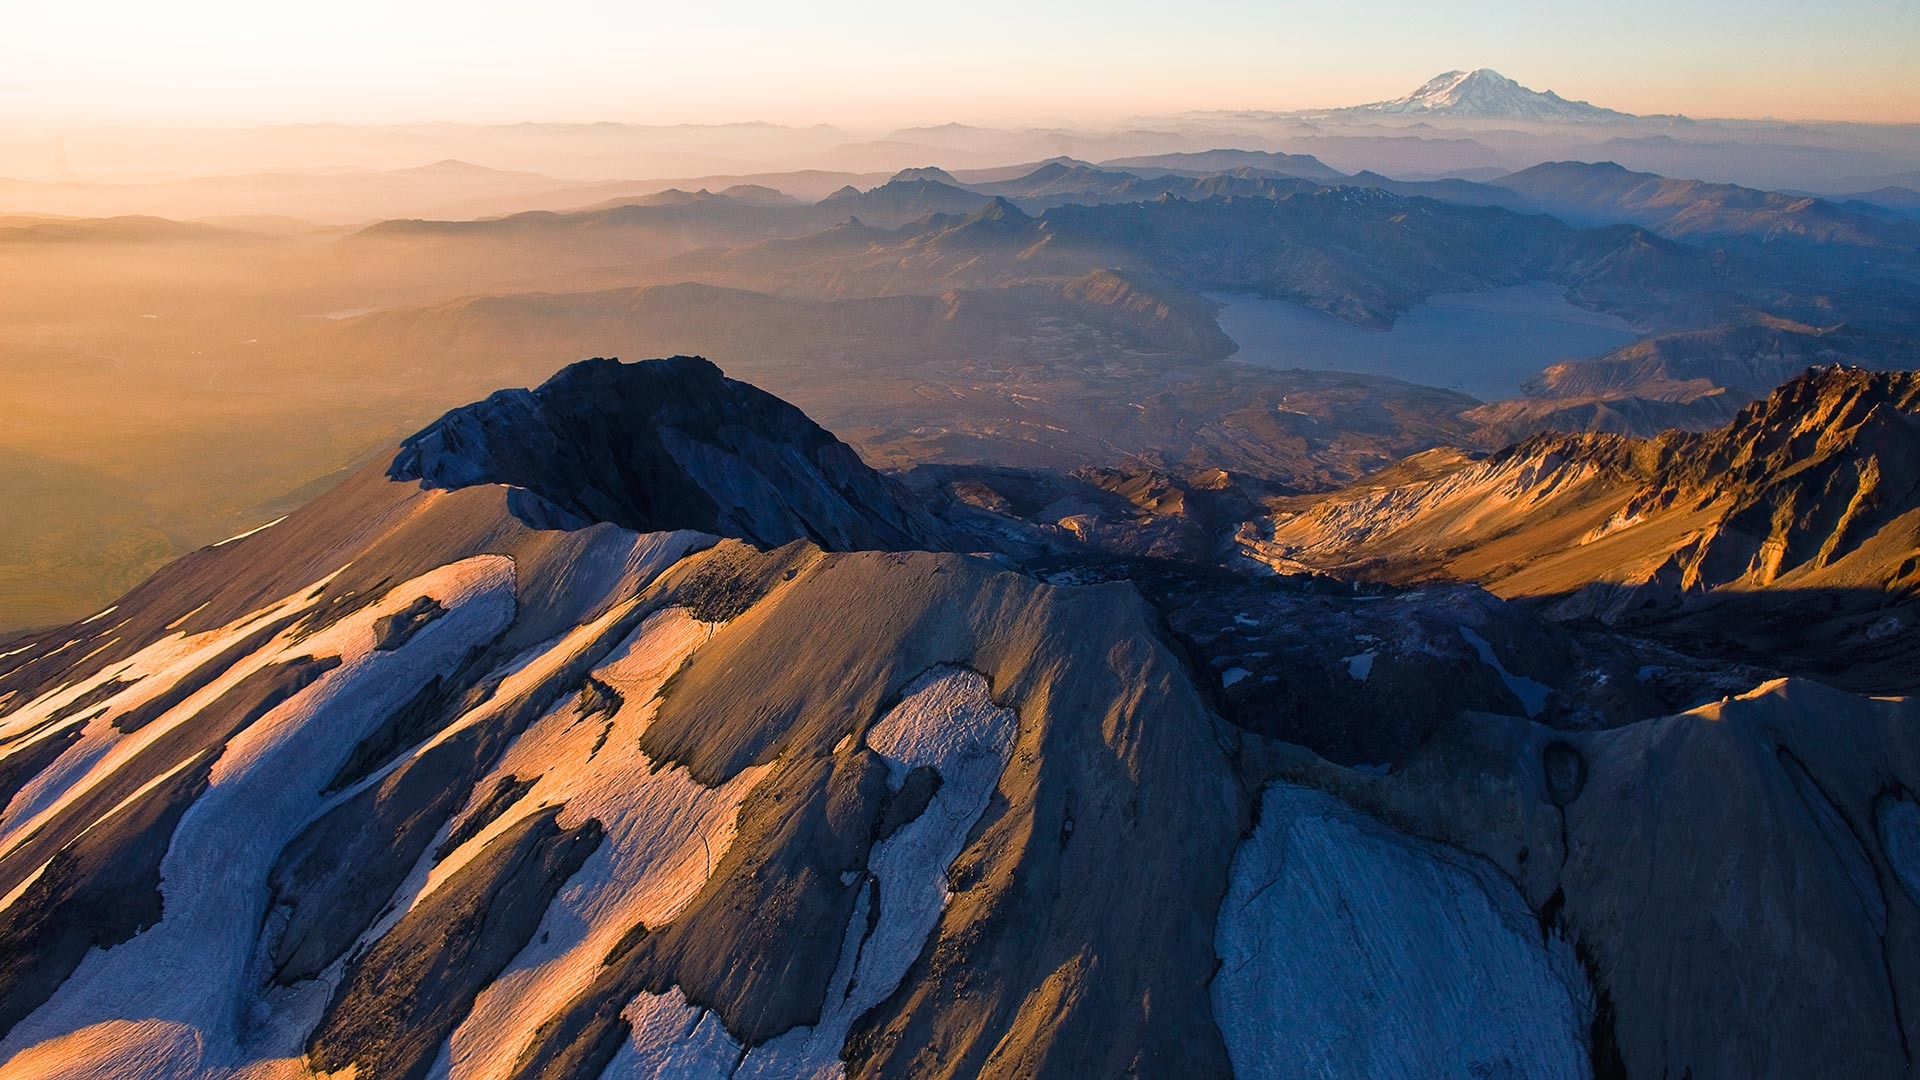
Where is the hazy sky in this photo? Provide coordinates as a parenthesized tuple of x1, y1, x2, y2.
(5, 0, 1918, 127)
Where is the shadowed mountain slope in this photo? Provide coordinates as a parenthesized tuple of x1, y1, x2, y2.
(1500, 161, 1920, 249)
(1097, 149, 1344, 181)
(1466, 321, 1917, 440)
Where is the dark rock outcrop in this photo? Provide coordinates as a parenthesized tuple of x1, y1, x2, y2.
(306, 807, 604, 1080)
(0, 751, 216, 1040)
(390, 356, 949, 552)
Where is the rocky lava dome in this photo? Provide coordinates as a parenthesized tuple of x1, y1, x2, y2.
(390, 355, 948, 551)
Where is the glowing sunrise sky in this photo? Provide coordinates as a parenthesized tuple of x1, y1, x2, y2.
(3, 0, 1917, 126)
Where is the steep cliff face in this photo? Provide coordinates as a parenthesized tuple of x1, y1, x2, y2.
(0, 359, 1915, 1080)
(1627, 366, 1920, 589)
(1243, 367, 1920, 687)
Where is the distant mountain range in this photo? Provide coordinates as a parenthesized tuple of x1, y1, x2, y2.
(6, 70, 1917, 221)
(1497, 160, 1920, 247)
(1097, 150, 1345, 182)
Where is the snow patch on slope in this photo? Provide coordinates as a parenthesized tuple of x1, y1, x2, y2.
(437, 608, 772, 1080)
(213, 517, 287, 547)
(1458, 626, 1550, 718)
(603, 666, 1018, 1080)
(0, 572, 323, 748)
(0, 556, 521, 1073)
(1879, 796, 1920, 909)
(1342, 650, 1378, 681)
(0, 575, 341, 855)
(1213, 782, 1590, 1080)
(0, 1018, 204, 1080)
(607, 990, 745, 1079)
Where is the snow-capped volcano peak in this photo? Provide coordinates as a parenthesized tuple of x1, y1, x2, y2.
(1357, 68, 1632, 121)
(1405, 69, 1504, 106)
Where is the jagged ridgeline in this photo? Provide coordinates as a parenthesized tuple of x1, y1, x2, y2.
(0, 357, 1918, 1079)
(1245, 365, 1920, 691)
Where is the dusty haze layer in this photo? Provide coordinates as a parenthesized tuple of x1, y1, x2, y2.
(0, 66, 1915, 636)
